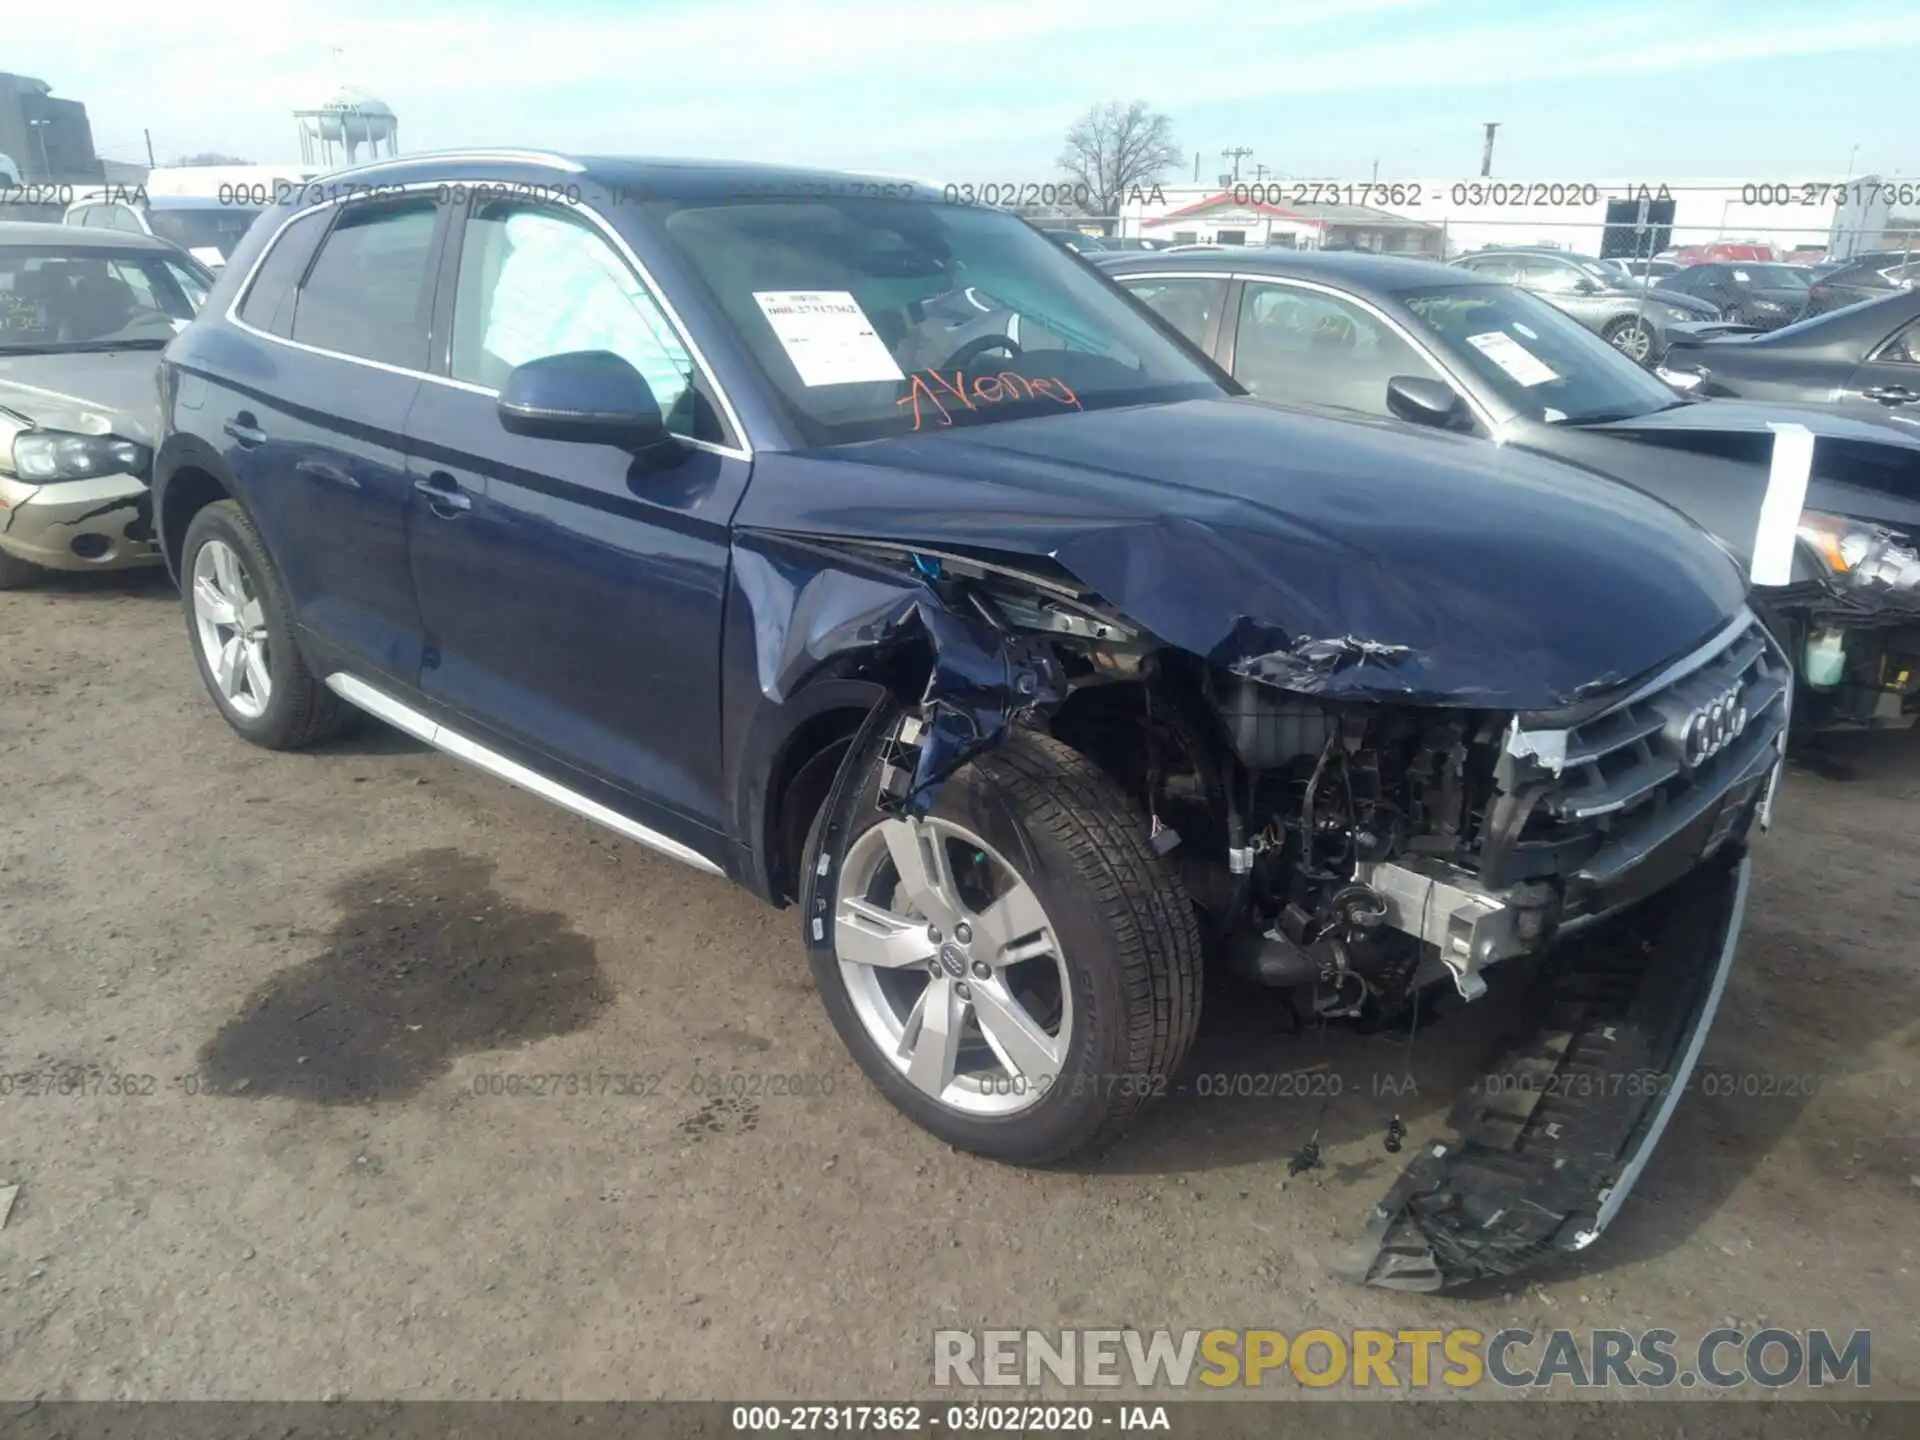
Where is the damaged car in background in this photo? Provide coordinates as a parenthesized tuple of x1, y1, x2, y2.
(0, 222, 212, 588)
(1097, 249, 1920, 735)
(153, 154, 1791, 1293)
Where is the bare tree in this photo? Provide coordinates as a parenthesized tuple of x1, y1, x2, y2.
(1057, 101, 1181, 220)
(176, 151, 253, 166)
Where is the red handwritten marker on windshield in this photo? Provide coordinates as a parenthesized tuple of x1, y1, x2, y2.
(896, 369, 1081, 430)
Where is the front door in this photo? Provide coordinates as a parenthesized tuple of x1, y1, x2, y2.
(403, 197, 751, 837)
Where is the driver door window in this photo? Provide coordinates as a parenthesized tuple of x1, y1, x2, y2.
(1231, 282, 1445, 417)
(449, 202, 704, 437)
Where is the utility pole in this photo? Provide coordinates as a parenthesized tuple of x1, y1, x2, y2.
(1480, 122, 1500, 178)
(1192, 151, 1200, 182)
(144, 129, 156, 168)
(1253, 163, 1271, 182)
(1222, 146, 1254, 182)
(1371, 158, 1379, 184)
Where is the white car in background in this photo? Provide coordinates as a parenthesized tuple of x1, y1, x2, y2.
(0, 222, 213, 587)
(63, 165, 314, 270)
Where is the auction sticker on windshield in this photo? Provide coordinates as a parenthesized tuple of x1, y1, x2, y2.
(1466, 330, 1559, 387)
(753, 291, 905, 387)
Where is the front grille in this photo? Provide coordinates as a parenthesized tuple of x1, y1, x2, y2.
(1487, 611, 1791, 913)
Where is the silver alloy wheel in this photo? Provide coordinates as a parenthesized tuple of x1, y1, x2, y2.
(833, 816, 1071, 1117)
(190, 538, 273, 720)
(1610, 321, 1654, 362)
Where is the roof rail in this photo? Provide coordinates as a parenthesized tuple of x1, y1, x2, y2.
(314, 148, 585, 180)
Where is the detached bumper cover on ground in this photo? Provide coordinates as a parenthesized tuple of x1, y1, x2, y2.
(1341, 853, 1753, 1291)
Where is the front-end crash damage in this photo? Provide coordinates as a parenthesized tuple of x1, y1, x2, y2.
(732, 515, 1790, 1293)
(1758, 521, 1920, 731)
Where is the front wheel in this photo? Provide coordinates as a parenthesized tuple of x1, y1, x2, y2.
(804, 723, 1203, 1164)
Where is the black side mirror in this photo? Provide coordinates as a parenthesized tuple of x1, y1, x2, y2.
(497, 351, 671, 450)
(1386, 376, 1466, 430)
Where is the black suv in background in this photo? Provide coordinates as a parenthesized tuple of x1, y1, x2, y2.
(1803, 251, 1920, 318)
(153, 150, 1787, 1291)
(1656, 262, 1811, 331)
(1450, 246, 1728, 364)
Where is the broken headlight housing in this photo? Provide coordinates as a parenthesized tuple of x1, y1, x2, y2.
(1796, 510, 1920, 591)
(6, 427, 152, 483)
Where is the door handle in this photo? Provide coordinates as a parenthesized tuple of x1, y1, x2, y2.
(1861, 386, 1917, 405)
(222, 414, 266, 447)
(413, 474, 472, 514)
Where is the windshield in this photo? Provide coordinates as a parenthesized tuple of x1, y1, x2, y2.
(0, 244, 207, 352)
(145, 204, 263, 260)
(1401, 281, 1680, 425)
(646, 197, 1225, 445)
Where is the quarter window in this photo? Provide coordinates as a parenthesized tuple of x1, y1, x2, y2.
(1231, 282, 1445, 417)
(1120, 276, 1228, 351)
(1520, 259, 1584, 293)
(449, 202, 707, 437)
(1881, 319, 1920, 365)
(236, 208, 331, 337)
(289, 199, 439, 369)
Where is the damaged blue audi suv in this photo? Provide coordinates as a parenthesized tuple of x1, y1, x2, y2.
(154, 151, 1791, 1291)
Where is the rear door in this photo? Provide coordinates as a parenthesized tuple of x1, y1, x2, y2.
(402, 195, 750, 836)
(1110, 274, 1230, 357)
(223, 194, 448, 684)
(1839, 313, 1920, 415)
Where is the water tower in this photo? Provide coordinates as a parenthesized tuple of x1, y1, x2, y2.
(295, 85, 399, 168)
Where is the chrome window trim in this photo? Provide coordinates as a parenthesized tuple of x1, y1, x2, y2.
(1114, 269, 1503, 434)
(324, 673, 726, 877)
(315, 149, 588, 180)
(221, 178, 753, 460)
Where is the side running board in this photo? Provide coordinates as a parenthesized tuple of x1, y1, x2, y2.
(324, 673, 725, 878)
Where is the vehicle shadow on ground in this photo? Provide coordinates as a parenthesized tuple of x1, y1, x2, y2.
(1084, 727, 1920, 1291)
(196, 847, 614, 1104)
(14, 567, 176, 602)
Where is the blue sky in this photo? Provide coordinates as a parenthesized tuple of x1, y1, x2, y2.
(11, 0, 1916, 183)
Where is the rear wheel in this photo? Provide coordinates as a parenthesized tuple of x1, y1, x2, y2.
(181, 500, 349, 749)
(804, 723, 1203, 1163)
(1605, 316, 1657, 365)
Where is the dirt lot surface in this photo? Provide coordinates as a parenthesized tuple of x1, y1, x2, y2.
(3, 568, 1917, 1407)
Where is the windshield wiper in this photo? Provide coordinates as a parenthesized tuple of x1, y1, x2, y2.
(22, 338, 172, 353)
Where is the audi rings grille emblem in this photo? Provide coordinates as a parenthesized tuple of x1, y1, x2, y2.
(1682, 684, 1749, 767)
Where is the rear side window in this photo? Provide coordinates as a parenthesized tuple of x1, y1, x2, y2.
(289, 199, 439, 369)
(1118, 276, 1227, 350)
(236, 208, 331, 337)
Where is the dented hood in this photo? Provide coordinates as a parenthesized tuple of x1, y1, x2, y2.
(0, 348, 163, 447)
(739, 397, 1748, 710)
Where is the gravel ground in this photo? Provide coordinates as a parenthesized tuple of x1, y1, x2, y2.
(2, 567, 1916, 1404)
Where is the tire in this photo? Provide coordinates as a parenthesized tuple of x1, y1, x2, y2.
(1604, 316, 1657, 365)
(180, 499, 348, 750)
(803, 717, 1203, 1164)
(0, 548, 44, 590)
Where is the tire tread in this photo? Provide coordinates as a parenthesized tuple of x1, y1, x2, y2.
(970, 728, 1204, 1154)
